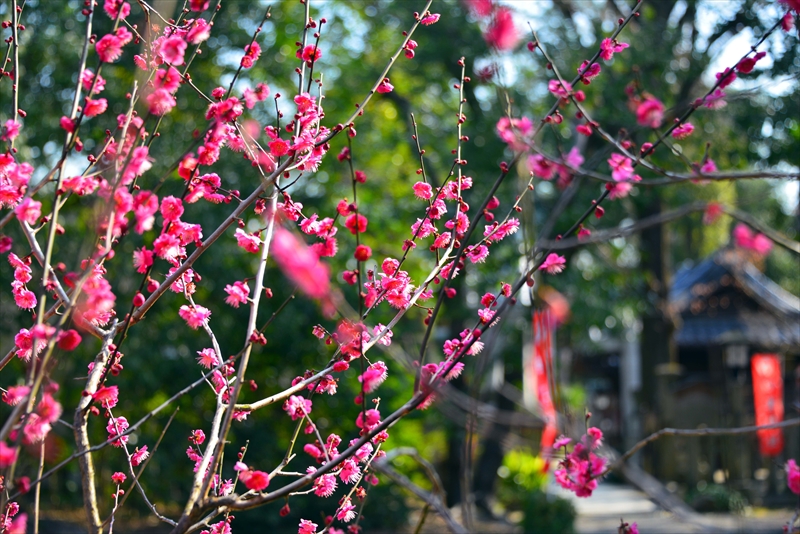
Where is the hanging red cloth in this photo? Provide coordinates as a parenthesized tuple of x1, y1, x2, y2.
(533, 309, 558, 470)
(751, 353, 784, 457)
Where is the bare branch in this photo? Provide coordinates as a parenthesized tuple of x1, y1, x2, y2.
(374, 459, 468, 534)
(604, 418, 800, 477)
(539, 201, 800, 254)
(74, 338, 116, 534)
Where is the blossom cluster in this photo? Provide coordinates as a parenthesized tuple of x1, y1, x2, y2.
(787, 459, 800, 495)
(553, 427, 607, 498)
(733, 223, 773, 257)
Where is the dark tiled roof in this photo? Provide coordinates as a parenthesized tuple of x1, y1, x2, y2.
(738, 261, 800, 318)
(670, 249, 800, 348)
(675, 314, 800, 347)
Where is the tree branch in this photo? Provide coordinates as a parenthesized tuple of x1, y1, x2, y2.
(374, 458, 468, 534)
(539, 201, 800, 254)
(604, 418, 800, 477)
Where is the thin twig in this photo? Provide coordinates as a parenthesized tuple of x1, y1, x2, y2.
(315, 0, 434, 146)
(33, 441, 44, 534)
(100, 408, 181, 528)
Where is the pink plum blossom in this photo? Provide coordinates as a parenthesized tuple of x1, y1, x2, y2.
(96, 34, 124, 63)
(750, 233, 773, 256)
(271, 227, 331, 302)
(297, 45, 322, 64)
(179, 305, 211, 329)
(104, 0, 130, 20)
(358, 362, 388, 393)
(131, 446, 149, 466)
(234, 229, 261, 253)
(159, 36, 188, 65)
(700, 158, 717, 174)
(313, 472, 337, 497)
(554, 427, 607, 497)
(787, 459, 800, 495)
(529, 154, 556, 180)
(147, 88, 177, 115)
(599, 37, 629, 61)
(578, 60, 601, 83)
(377, 78, 394, 93)
(0, 442, 18, 468)
(672, 123, 694, 140)
(284, 395, 312, 420)
(107, 416, 130, 447)
(337, 497, 357, 522)
(465, 0, 493, 17)
(14, 198, 41, 225)
(413, 181, 433, 200)
(1, 120, 21, 142)
(81, 69, 106, 93)
(196, 348, 219, 368)
(733, 223, 754, 249)
(224, 281, 250, 308)
(2, 386, 30, 406)
(235, 463, 270, 491)
(539, 253, 566, 275)
(160, 196, 184, 222)
(420, 13, 440, 25)
(715, 68, 737, 89)
(548, 79, 572, 99)
(93, 385, 119, 409)
(496, 116, 533, 151)
(240, 42, 261, 68)
(635, 97, 665, 128)
(484, 8, 519, 51)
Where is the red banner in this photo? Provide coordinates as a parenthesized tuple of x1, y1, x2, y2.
(533, 310, 557, 468)
(751, 353, 784, 457)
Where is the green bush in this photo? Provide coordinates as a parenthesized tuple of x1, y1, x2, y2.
(521, 490, 577, 534)
(504, 450, 549, 492)
(686, 483, 747, 514)
(495, 450, 575, 533)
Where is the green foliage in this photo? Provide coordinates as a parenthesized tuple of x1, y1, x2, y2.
(496, 450, 547, 510)
(496, 451, 575, 533)
(686, 483, 748, 514)
(521, 490, 577, 534)
(561, 384, 587, 413)
(503, 450, 548, 492)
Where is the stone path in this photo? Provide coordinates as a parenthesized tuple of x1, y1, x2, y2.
(554, 481, 793, 533)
